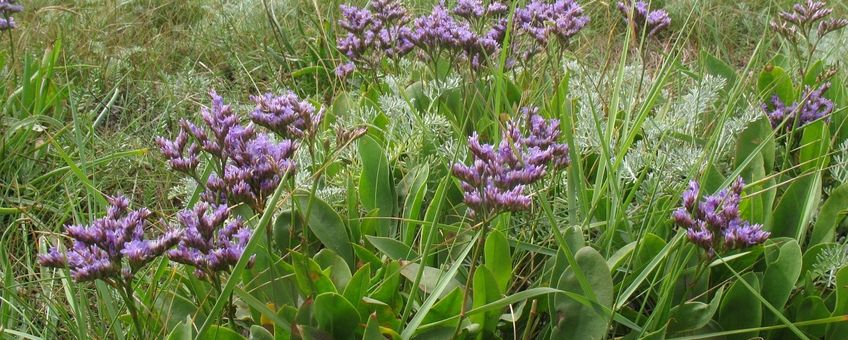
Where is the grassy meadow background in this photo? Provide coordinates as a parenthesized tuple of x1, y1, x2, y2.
(2, 0, 848, 339)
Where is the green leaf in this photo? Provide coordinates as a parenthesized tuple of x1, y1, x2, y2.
(484, 229, 512, 293)
(314, 249, 353, 291)
(291, 251, 336, 296)
(249, 325, 275, 340)
(362, 313, 384, 340)
(421, 288, 464, 327)
(769, 174, 821, 240)
(402, 164, 429, 246)
(809, 182, 848, 245)
(399, 262, 460, 299)
(734, 116, 775, 171)
(718, 272, 762, 340)
(470, 265, 501, 334)
(371, 261, 402, 308)
(154, 291, 198, 333)
(343, 263, 371, 314)
(701, 50, 738, 90)
(802, 60, 824, 88)
(798, 120, 830, 173)
(207, 325, 246, 340)
(358, 135, 396, 236)
(551, 247, 614, 340)
(794, 296, 830, 338)
(827, 267, 848, 337)
(295, 193, 354, 268)
(668, 287, 724, 334)
(166, 317, 192, 340)
(757, 65, 795, 103)
(366, 235, 418, 260)
(761, 240, 802, 325)
(273, 210, 297, 252)
(313, 292, 361, 340)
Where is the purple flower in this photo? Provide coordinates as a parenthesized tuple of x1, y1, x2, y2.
(250, 91, 325, 139)
(515, 0, 589, 46)
(156, 121, 200, 174)
(38, 196, 181, 282)
(0, 0, 22, 31)
(166, 202, 253, 278)
(772, 1, 848, 40)
(157, 91, 299, 211)
(336, 1, 414, 69)
(453, 107, 570, 218)
(617, 1, 671, 37)
(335, 61, 356, 79)
(454, 0, 486, 18)
(672, 177, 769, 256)
(761, 83, 833, 131)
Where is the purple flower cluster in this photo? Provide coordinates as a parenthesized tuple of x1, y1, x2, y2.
(411, 3, 508, 68)
(771, 0, 848, 42)
(166, 203, 252, 279)
(672, 178, 770, 257)
(515, 0, 590, 46)
(157, 91, 299, 211)
(38, 196, 181, 282)
(761, 83, 833, 131)
(452, 107, 570, 218)
(336, 0, 414, 75)
(250, 91, 325, 139)
(617, 1, 671, 37)
(0, 0, 22, 31)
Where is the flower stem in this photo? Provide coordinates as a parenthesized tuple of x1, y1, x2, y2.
(120, 281, 144, 339)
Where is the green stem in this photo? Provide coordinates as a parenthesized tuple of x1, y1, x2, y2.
(120, 281, 144, 339)
(453, 216, 493, 337)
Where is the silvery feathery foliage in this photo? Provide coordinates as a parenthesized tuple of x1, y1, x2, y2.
(568, 62, 657, 154)
(622, 75, 725, 183)
(0, 0, 22, 31)
(423, 74, 462, 102)
(617, 1, 671, 37)
(452, 107, 570, 219)
(38, 196, 182, 282)
(377, 93, 454, 166)
(811, 242, 848, 288)
(672, 178, 770, 257)
(830, 140, 848, 184)
(166, 202, 253, 279)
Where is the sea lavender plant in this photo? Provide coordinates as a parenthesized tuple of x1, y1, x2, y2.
(157, 91, 298, 211)
(38, 196, 181, 282)
(38, 196, 180, 336)
(771, 0, 848, 42)
(770, 1, 848, 73)
(617, 1, 671, 37)
(761, 83, 833, 131)
(336, 0, 414, 74)
(515, 0, 589, 47)
(672, 177, 770, 257)
(411, 2, 509, 70)
(0, 0, 22, 31)
(452, 107, 570, 219)
(166, 202, 252, 280)
(250, 91, 325, 140)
